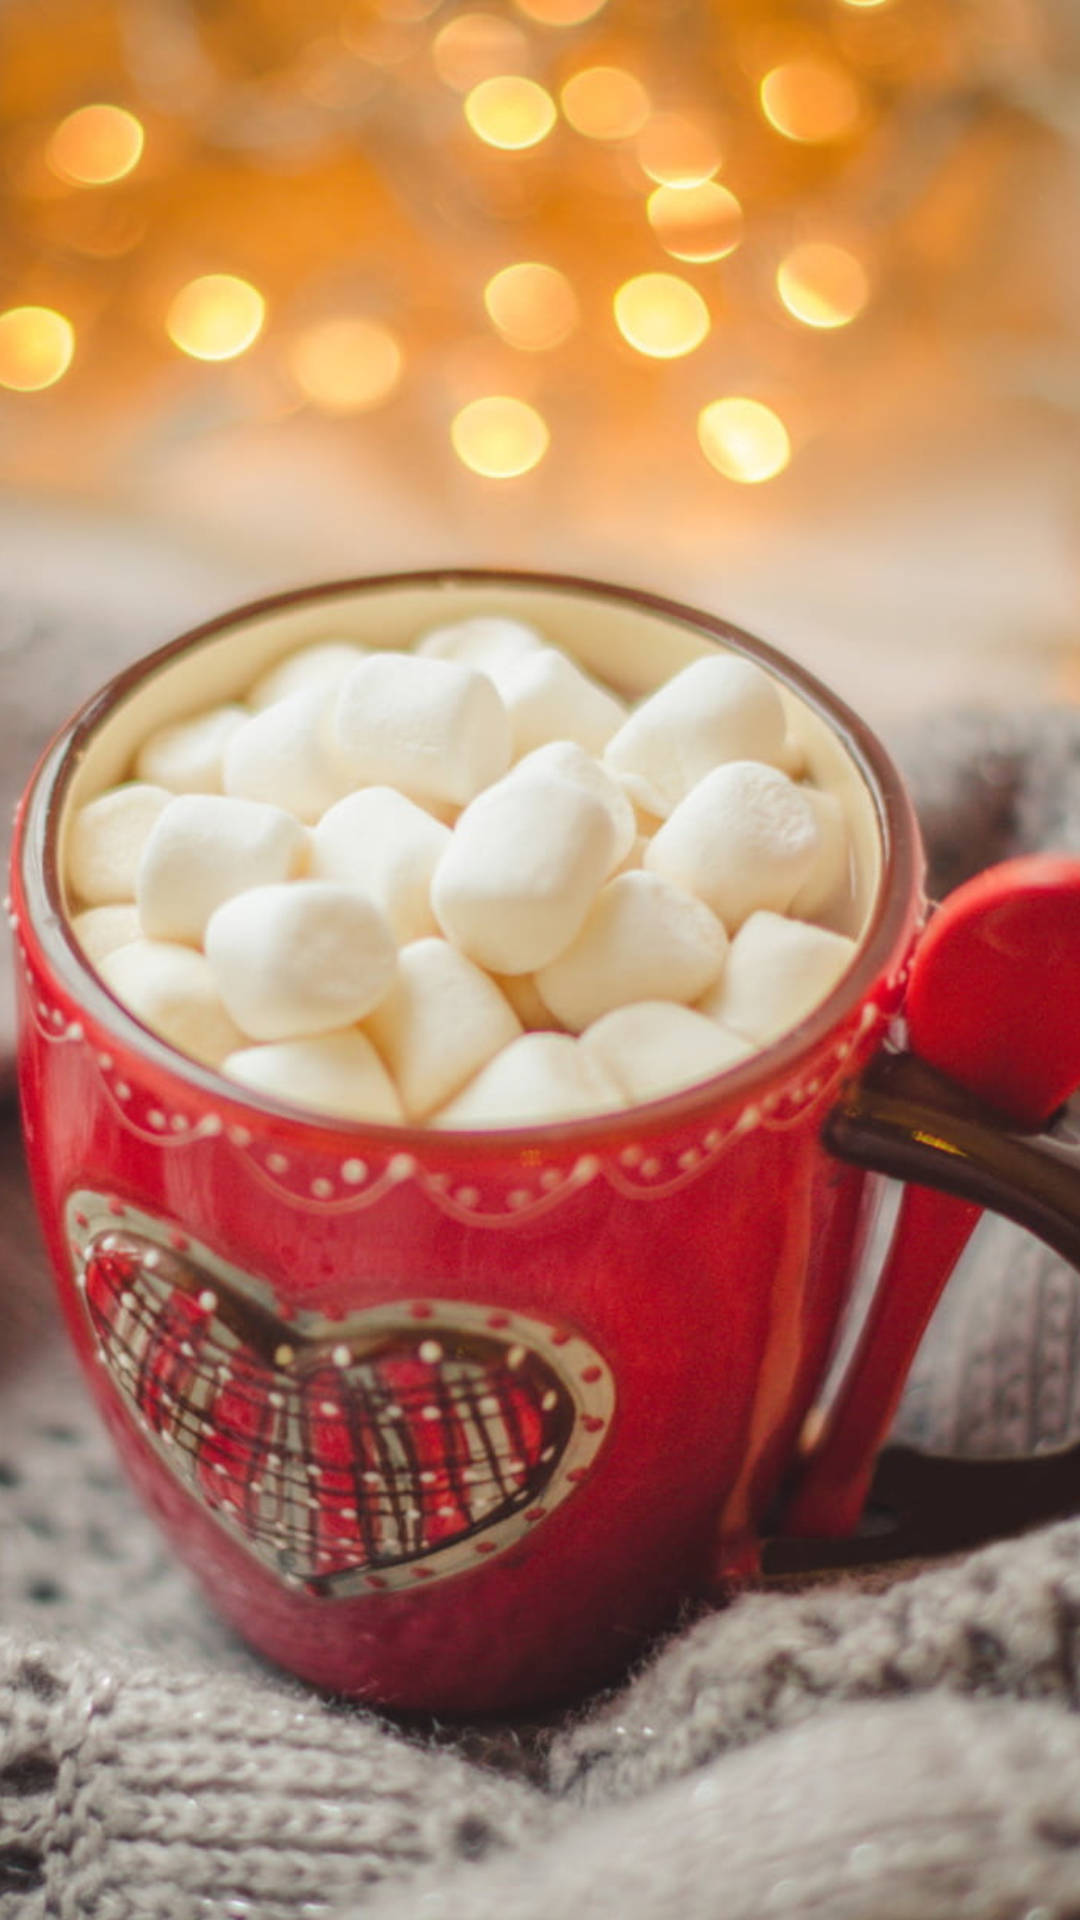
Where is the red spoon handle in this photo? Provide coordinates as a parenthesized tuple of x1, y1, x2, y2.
(778, 1049, 1080, 1540)
(780, 853, 1080, 1543)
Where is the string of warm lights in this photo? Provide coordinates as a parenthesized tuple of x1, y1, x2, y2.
(0, 0, 1050, 488)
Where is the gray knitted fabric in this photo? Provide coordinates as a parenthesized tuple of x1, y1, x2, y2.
(5, 574, 1080, 1916)
(374, 1696, 1080, 1920)
(549, 1517, 1080, 1808)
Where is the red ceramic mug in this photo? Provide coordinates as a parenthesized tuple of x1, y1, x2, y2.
(11, 570, 1080, 1713)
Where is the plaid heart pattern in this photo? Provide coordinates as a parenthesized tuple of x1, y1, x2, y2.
(65, 1191, 615, 1595)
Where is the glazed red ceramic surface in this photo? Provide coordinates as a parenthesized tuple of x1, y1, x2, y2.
(10, 571, 931, 1713)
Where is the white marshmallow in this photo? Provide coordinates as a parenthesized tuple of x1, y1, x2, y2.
(224, 685, 348, 824)
(67, 784, 172, 906)
(508, 741, 636, 873)
(610, 767, 670, 827)
(99, 939, 245, 1067)
(223, 1030, 403, 1124)
(535, 871, 727, 1033)
(787, 786, 851, 920)
(484, 648, 627, 760)
(431, 1033, 622, 1129)
(431, 771, 617, 974)
(205, 882, 396, 1042)
(70, 903, 141, 967)
(310, 787, 451, 945)
(698, 911, 857, 1045)
(415, 615, 544, 674)
(334, 652, 511, 808)
(582, 1001, 753, 1104)
(136, 795, 309, 947)
(134, 705, 248, 795)
(614, 834, 649, 876)
(491, 970, 555, 1031)
(604, 655, 789, 815)
(645, 761, 828, 930)
(248, 641, 368, 709)
(364, 938, 522, 1120)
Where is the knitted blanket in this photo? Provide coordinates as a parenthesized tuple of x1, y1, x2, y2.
(4, 584, 1080, 1918)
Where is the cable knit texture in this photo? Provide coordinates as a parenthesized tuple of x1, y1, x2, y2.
(5, 582, 1080, 1917)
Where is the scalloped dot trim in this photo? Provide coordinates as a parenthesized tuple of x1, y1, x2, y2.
(16, 909, 910, 1220)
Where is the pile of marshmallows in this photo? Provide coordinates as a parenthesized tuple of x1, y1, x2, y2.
(65, 617, 857, 1129)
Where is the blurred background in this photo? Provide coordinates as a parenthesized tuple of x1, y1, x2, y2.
(1, 0, 1077, 735)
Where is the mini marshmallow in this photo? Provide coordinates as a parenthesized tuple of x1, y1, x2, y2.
(787, 786, 851, 920)
(136, 795, 309, 946)
(645, 761, 828, 930)
(334, 652, 511, 808)
(99, 939, 245, 1067)
(248, 640, 368, 709)
(134, 705, 248, 794)
(67, 784, 172, 906)
(492, 970, 554, 1031)
(614, 834, 649, 876)
(70, 903, 141, 967)
(582, 1000, 753, 1104)
(698, 910, 857, 1045)
(483, 648, 627, 760)
(431, 1033, 622, 1129)
(610, 766, 670, 828)
(536, 870, 728, 1033)
(224, 685, 348, 824)
(223, 1030, 403, 1124)
(364, 938, 522, 1119)
(415, 614, 544, 673)
(431, 770, 617, 974)
(508, 740, 636, 873)
(310, 787, 451, 945)
(604, 655, 789, 815)
(205, 882, 396, 1042)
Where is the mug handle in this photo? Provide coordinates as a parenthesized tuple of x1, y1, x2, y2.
(774, 1046, 1080, 1545)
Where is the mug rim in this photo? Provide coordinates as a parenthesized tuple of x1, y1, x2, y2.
(14, 566, 923, 1153)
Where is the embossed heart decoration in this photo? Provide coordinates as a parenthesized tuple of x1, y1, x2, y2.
(65, 1192, 615, 1596)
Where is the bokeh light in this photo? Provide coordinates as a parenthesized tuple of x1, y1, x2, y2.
(759, 59, 862, 142)
(288, 317, 403, 411)
(647, 182, 743, 263)
(0, 307, 75, 391)
(513, 0, 608, 23)
(464, 75, 557, 148)
(613, 273, 709, 358)
(432, 14, 531, 92)
(166, 275, 266, 361)
(46, 104, 144, 186)
(636, 112, 722, 187)
(376, 0, 442, 19)
(776, 242, 869, 328)
(698, 398, 791, 483)
(560, 67, 649, 141)
(483, 262, 579, 349)
(451, 395, 550, 476)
